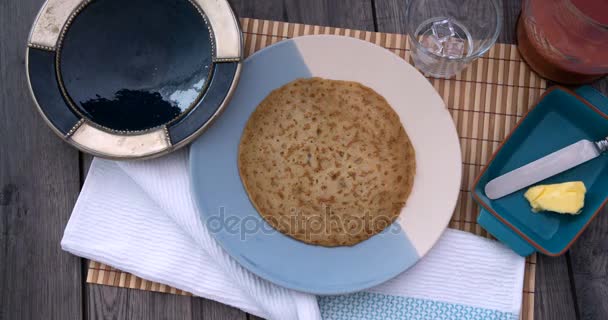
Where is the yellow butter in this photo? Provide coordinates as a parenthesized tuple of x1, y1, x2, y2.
(524, 181, 586, 215)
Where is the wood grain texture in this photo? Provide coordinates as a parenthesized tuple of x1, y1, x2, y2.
(229, 0, 285, 21)
(499, 0, 521, 44)
(89, 284, 231, 320)
(373, 0, 407, 33)
(535, 255, 579, 320)
(230, 0, 376, 30)
(127, 290, 195, 320)
(0, 0, 83, 319)
(283, 0, 375, 30)
(191, 296, 248, 320)
(86, 274, 250, 320)
(87, 286, 129, 320)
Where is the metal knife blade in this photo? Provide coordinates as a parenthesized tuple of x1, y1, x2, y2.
(484, 139, 603, 200)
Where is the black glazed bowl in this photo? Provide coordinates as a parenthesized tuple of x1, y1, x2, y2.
(26, 0, 242, 159)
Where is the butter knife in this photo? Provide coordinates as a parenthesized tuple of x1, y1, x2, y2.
(484, 137, 608, 200)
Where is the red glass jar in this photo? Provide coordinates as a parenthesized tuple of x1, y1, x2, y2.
(517, 0, 608, 84)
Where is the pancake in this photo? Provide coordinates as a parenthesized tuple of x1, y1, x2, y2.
(238, 77, 416, 246)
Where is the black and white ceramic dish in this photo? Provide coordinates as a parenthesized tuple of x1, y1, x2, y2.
(26, 0, 242, 159)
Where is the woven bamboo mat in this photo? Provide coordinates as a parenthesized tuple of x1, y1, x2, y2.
(86, 18, 545, 320)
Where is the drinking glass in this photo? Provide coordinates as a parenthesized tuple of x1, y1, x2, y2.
(406, 0, 503, 78)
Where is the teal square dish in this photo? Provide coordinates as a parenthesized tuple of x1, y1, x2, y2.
(473, 86, 608, 256)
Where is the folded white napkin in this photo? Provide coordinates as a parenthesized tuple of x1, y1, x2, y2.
(62, 150, 525, 320)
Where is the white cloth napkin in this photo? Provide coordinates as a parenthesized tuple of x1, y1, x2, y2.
(62, 150, 525, 320)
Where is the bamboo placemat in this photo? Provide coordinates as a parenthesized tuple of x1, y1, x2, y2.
(86, 18, 545, 320)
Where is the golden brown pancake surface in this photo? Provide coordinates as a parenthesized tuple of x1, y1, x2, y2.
(238, 77, 416, 246)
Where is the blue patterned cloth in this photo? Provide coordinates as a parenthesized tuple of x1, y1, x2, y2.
(319, 292, 518, 320)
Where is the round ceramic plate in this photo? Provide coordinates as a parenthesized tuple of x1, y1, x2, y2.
(190, 36, 462, 294)
(26, 0, 242, 159)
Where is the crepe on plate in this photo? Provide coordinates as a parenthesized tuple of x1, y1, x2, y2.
(238, 77, 416, 246)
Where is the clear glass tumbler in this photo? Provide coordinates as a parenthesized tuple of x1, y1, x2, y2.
(406, 0, 503, 78)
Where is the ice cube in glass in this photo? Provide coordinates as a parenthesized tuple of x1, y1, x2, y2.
(419, 35, 443, 55)
(443, 37, 465, 58)
(431, 19, 455, 42)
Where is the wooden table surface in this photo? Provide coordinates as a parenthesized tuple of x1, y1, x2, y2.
(1, 0, 607, 319)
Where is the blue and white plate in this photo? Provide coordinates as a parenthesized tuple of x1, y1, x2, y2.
(189, 36, 462, 294)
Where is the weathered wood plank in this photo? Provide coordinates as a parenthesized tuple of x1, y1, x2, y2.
(88, 280, 250, 320)
(127, 290, 194, 320)
(500, 0, 521, 44)
(191, 296, 248, 320)
(372, 0, 406, 33)
(87, 285, 129, 320)
(284, 0, 375, 30)
(569, 206, 608, 320)
(230, 0, 285, 21)
(230, 0, 376, 31)
(0, 0, 84, 319)
(535, 255, 578, 320)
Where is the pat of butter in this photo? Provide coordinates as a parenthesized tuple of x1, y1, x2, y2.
(524, 181, 586, 215)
